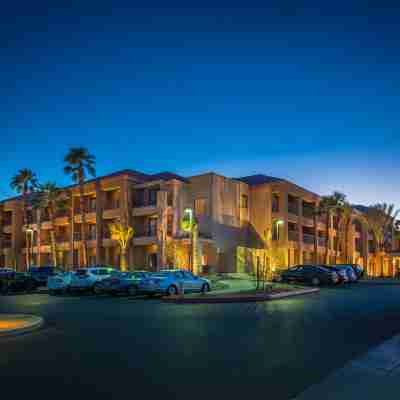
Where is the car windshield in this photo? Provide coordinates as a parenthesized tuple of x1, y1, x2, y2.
(152, 272, 170, 278)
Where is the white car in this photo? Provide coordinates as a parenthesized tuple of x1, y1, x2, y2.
(140, 269, 211, 296)
(48, 272, 73, 295)
(69, 267, 116, 293)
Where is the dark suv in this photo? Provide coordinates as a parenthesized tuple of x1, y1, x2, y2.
(280, 265, 339, 286)
(29, 266, 64, 286)
(0, 271, 39, 295)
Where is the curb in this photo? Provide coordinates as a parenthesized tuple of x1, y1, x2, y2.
(0, 314, 44, 338)
(162, 288, 319, 304)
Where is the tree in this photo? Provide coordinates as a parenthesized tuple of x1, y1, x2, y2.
(181, 209, 200, 274)
(317, 192, 346, 264)
(64, 147, 96, 267)
(109, 223, 134, 272)
(33, 183, 70, 267)
(365, 203, 399, 277)
(10, 169, 38, 270)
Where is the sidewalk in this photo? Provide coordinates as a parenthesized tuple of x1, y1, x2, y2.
(293, 334, 400, 399)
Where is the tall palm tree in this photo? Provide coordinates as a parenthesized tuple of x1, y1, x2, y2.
(317, 192, 346, 264)
(339, 203, 354, 263)
(10, 169, 38, 270)
(31, 191, 47, 267)
(35, 183, 70, 267)
(63, 148, 96, 267)
(366, 203, 399, 277)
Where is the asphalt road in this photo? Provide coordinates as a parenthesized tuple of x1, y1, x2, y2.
(1, 283, 400, 400)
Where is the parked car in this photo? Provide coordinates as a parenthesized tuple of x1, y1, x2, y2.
(324, 266, 349, 283)
(48, 271, 74, 295)
(280, 265, 339, 286)
(0, 271, 39, 295)
(98, 271, 152, 296)
(334, 264, 364, 280)
(334, 265, 358, 282)
(140, 269, 211, 296)
(69, 267, 116, 293)
(29, 266, 64, 287)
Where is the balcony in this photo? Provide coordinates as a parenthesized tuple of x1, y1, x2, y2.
(288, 203, 299, 216)
(103, 200, 120, 211)
(303, 234, 315, 245)
(288, 231, 299, 242)
(3, 218, 12, 226)
(318, 237, 327, 247)
(2, 239, 12, 248)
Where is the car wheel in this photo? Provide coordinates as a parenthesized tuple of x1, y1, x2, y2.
(167, 285, 178, 296)
(127, 285, 137, 297)
(311, 277, 320, 286)
(201, 283, 210, 293)
(93, 283, 102, 295)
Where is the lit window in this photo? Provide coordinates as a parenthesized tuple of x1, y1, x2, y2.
(195, 198, 207, 216)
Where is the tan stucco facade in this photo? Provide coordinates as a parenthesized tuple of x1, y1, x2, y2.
(1, 170, 399, 276)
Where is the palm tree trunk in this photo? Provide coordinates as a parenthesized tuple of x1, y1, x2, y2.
(22, 190, 30, 271)
(120, 247, 127, 272)
(48, 207, 57, 267)
(313, 213, 318, 264)
(79, 179, 88, 267)
(36, 210, 41, 267)
(324, 211, 330, 264)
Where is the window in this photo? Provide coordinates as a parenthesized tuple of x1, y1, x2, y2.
(148, 189, 159, 206)
(195, 198, 207, 216)
(272, 193, 280, 212)
(148, 218, 158, 236)
(240, 194, 248, 209)
(183, 271, 194, 279)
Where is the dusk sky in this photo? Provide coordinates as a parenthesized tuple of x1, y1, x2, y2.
(1, 1, 398, 207)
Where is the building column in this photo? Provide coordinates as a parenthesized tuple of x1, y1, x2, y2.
(298, 198, 304, 264)
(12, 203, 24, 271)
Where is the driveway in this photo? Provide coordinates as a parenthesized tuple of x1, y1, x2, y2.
(1, 283, 400, 400)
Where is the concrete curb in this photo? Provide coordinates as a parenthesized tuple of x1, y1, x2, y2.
(162, 288, 319, 304)
(0, 314, 44, 338)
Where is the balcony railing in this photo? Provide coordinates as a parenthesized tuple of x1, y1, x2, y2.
(56, 236, 69, 243)
(288, 204, 299, 215)
(3, 219, 12, 226)
(104, 200, 120, 210)
(318, 237, 327, 247)
(303, 234, 315, 245)
(2, 240, 12, 248)
(288, 231, 299, 242)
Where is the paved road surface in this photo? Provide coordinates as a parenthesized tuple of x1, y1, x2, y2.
(1, 283, 400, 400)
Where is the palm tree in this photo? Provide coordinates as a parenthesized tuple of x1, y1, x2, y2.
(365, 203, 399, 277)
(317, 192, 346, 264)
(10, 169, 38, 270)
(109, 223, 134, 272)
(339, 203, 354, 263)
(35, 183, 70, 267)
(64, 148, 96, 267)
(31, 191, 46, 267)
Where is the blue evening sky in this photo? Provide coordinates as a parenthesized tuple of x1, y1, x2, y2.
(1, 1, 399, 207)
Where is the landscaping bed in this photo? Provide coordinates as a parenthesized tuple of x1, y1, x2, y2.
(162, 283, 319, 304)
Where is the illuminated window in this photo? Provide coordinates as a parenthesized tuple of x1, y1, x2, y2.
(240, 194, 248, 209)
(272, 193, 280, 212)
(195, 198, 207, 216)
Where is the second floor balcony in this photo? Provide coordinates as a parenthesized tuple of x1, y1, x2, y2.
(303, 234, 315, 245)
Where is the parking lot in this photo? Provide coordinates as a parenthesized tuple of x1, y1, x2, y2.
(1, 283, 400, 400)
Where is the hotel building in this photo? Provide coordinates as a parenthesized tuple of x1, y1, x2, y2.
(0, 169, 399, 276)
